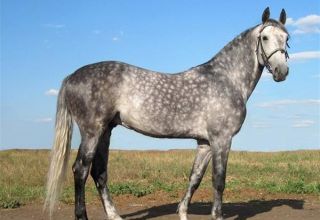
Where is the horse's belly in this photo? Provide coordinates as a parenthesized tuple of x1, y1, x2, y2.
(116, 87, 208, 139)
(118, 109, 207, 139)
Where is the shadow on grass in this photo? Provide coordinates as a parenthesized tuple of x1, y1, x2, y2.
(122, 199, 304, 220)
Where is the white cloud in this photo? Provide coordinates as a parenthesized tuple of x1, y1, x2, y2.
(261, 69, 272, 79)
(286, 18, 295, 26)
(290, 51, 320, 61)
(92, 29, 102, 35)
(294, 15, 320, 27)
(287, 14, 320, 34)
(252, 122, 271, 128)
(44, 24, 66, 29)
(45, 89, 59, 96)
(292, 119, 315, 128)
(293, 28, 320, 34)
(35, 117, 53, 123)
(112, 31, 124, 41)
(312, 74, 320, 78)
(257, 99, 320, 108)
(286, 114, 304, 120)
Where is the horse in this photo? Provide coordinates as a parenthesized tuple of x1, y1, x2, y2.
(44, 7, 290, 220)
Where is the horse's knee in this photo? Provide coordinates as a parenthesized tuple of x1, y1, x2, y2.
(72, 159, 81, 174)
(213, 174, 225, 192)
(213, 180, 225, 193)
(189, 173, 202, 190)
(215, 181, 225, 193)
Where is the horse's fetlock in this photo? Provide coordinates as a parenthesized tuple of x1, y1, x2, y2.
(75, 206, 87, 219)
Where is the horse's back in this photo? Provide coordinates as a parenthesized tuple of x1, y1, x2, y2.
(61, 61, 180, 130)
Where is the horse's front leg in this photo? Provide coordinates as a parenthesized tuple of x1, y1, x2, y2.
(178, 140, 211, 220)
(209, 135, 231, 220)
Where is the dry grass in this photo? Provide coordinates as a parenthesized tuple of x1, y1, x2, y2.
(0, 149, 319, 208)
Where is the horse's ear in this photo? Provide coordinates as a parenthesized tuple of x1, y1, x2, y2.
(279, 9, 286, 25)
(262, 7, 270, 23)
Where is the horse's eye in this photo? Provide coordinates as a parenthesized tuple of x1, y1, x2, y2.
(262, 36, 268, 41)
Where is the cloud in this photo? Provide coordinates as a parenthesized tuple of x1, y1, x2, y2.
(92, 29, 102, 35)
(252, 122, 271, 128)
(286, 18, 295, 25)
(287, 14, 320, 34)
(290, 51, 320, 61)
(257, 99, 320, 108)
(293, 15, 320, 26)
(261, 69, 272, 79)
(45, 89, 59, 96)
(44, 24, 66, 29)
(286, 114, 304, 120)
(292, 119, 315, 128)
(35, 117, 53, 123)
(112, 37, 119, 41)
(312, 74, 320, 78)
(112, 31, 124, 42)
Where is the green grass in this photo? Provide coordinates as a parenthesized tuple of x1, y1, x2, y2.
(0, 149, 319, 208)
(109, 182, 153, 197)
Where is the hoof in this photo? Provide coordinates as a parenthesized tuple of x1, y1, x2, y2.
(107, 214, 123, 220)
(109, 215, 123, 220)
(75, 213, 88, 220)
(179, 212, 188, 220)
(75, 217, 88, 220)
(211, 214, 223, 220)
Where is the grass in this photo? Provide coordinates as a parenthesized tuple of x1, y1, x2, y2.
(0, 149, 319, 208)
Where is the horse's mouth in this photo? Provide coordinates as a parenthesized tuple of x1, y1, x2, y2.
(273, 74, 286, 82)
(273, 66, 289, 82)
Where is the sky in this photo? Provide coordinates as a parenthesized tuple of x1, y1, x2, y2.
(1, 1, 319, 151)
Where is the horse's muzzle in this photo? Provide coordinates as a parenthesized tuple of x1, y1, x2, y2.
(273, 66, 289, 82)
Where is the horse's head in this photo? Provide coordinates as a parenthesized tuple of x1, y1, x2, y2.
(256, 7, 290, 82)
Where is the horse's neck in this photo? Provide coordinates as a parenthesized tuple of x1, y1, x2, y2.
(206, 26, 263, 102)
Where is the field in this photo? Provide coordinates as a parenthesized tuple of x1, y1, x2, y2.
(1, 149, 319, 207)
(0, 149, 320, 219)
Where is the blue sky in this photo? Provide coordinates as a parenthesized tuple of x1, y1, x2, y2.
(1, 1, 319, 151)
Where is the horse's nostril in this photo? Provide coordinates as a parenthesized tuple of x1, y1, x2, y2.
(275, 67, 279, 73)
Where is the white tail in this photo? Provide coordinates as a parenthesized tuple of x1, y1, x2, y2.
(44, 85, 73, 218)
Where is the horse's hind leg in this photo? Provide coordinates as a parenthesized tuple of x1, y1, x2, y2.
(72, 131, 102, 220)
(90, 127, 123, 220)
(178, 140, 211, 220)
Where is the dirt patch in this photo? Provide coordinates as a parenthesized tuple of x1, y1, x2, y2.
(1, 189, 319, 220)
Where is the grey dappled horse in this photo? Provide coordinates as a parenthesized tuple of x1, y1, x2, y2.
(45, 7, 290, 220)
